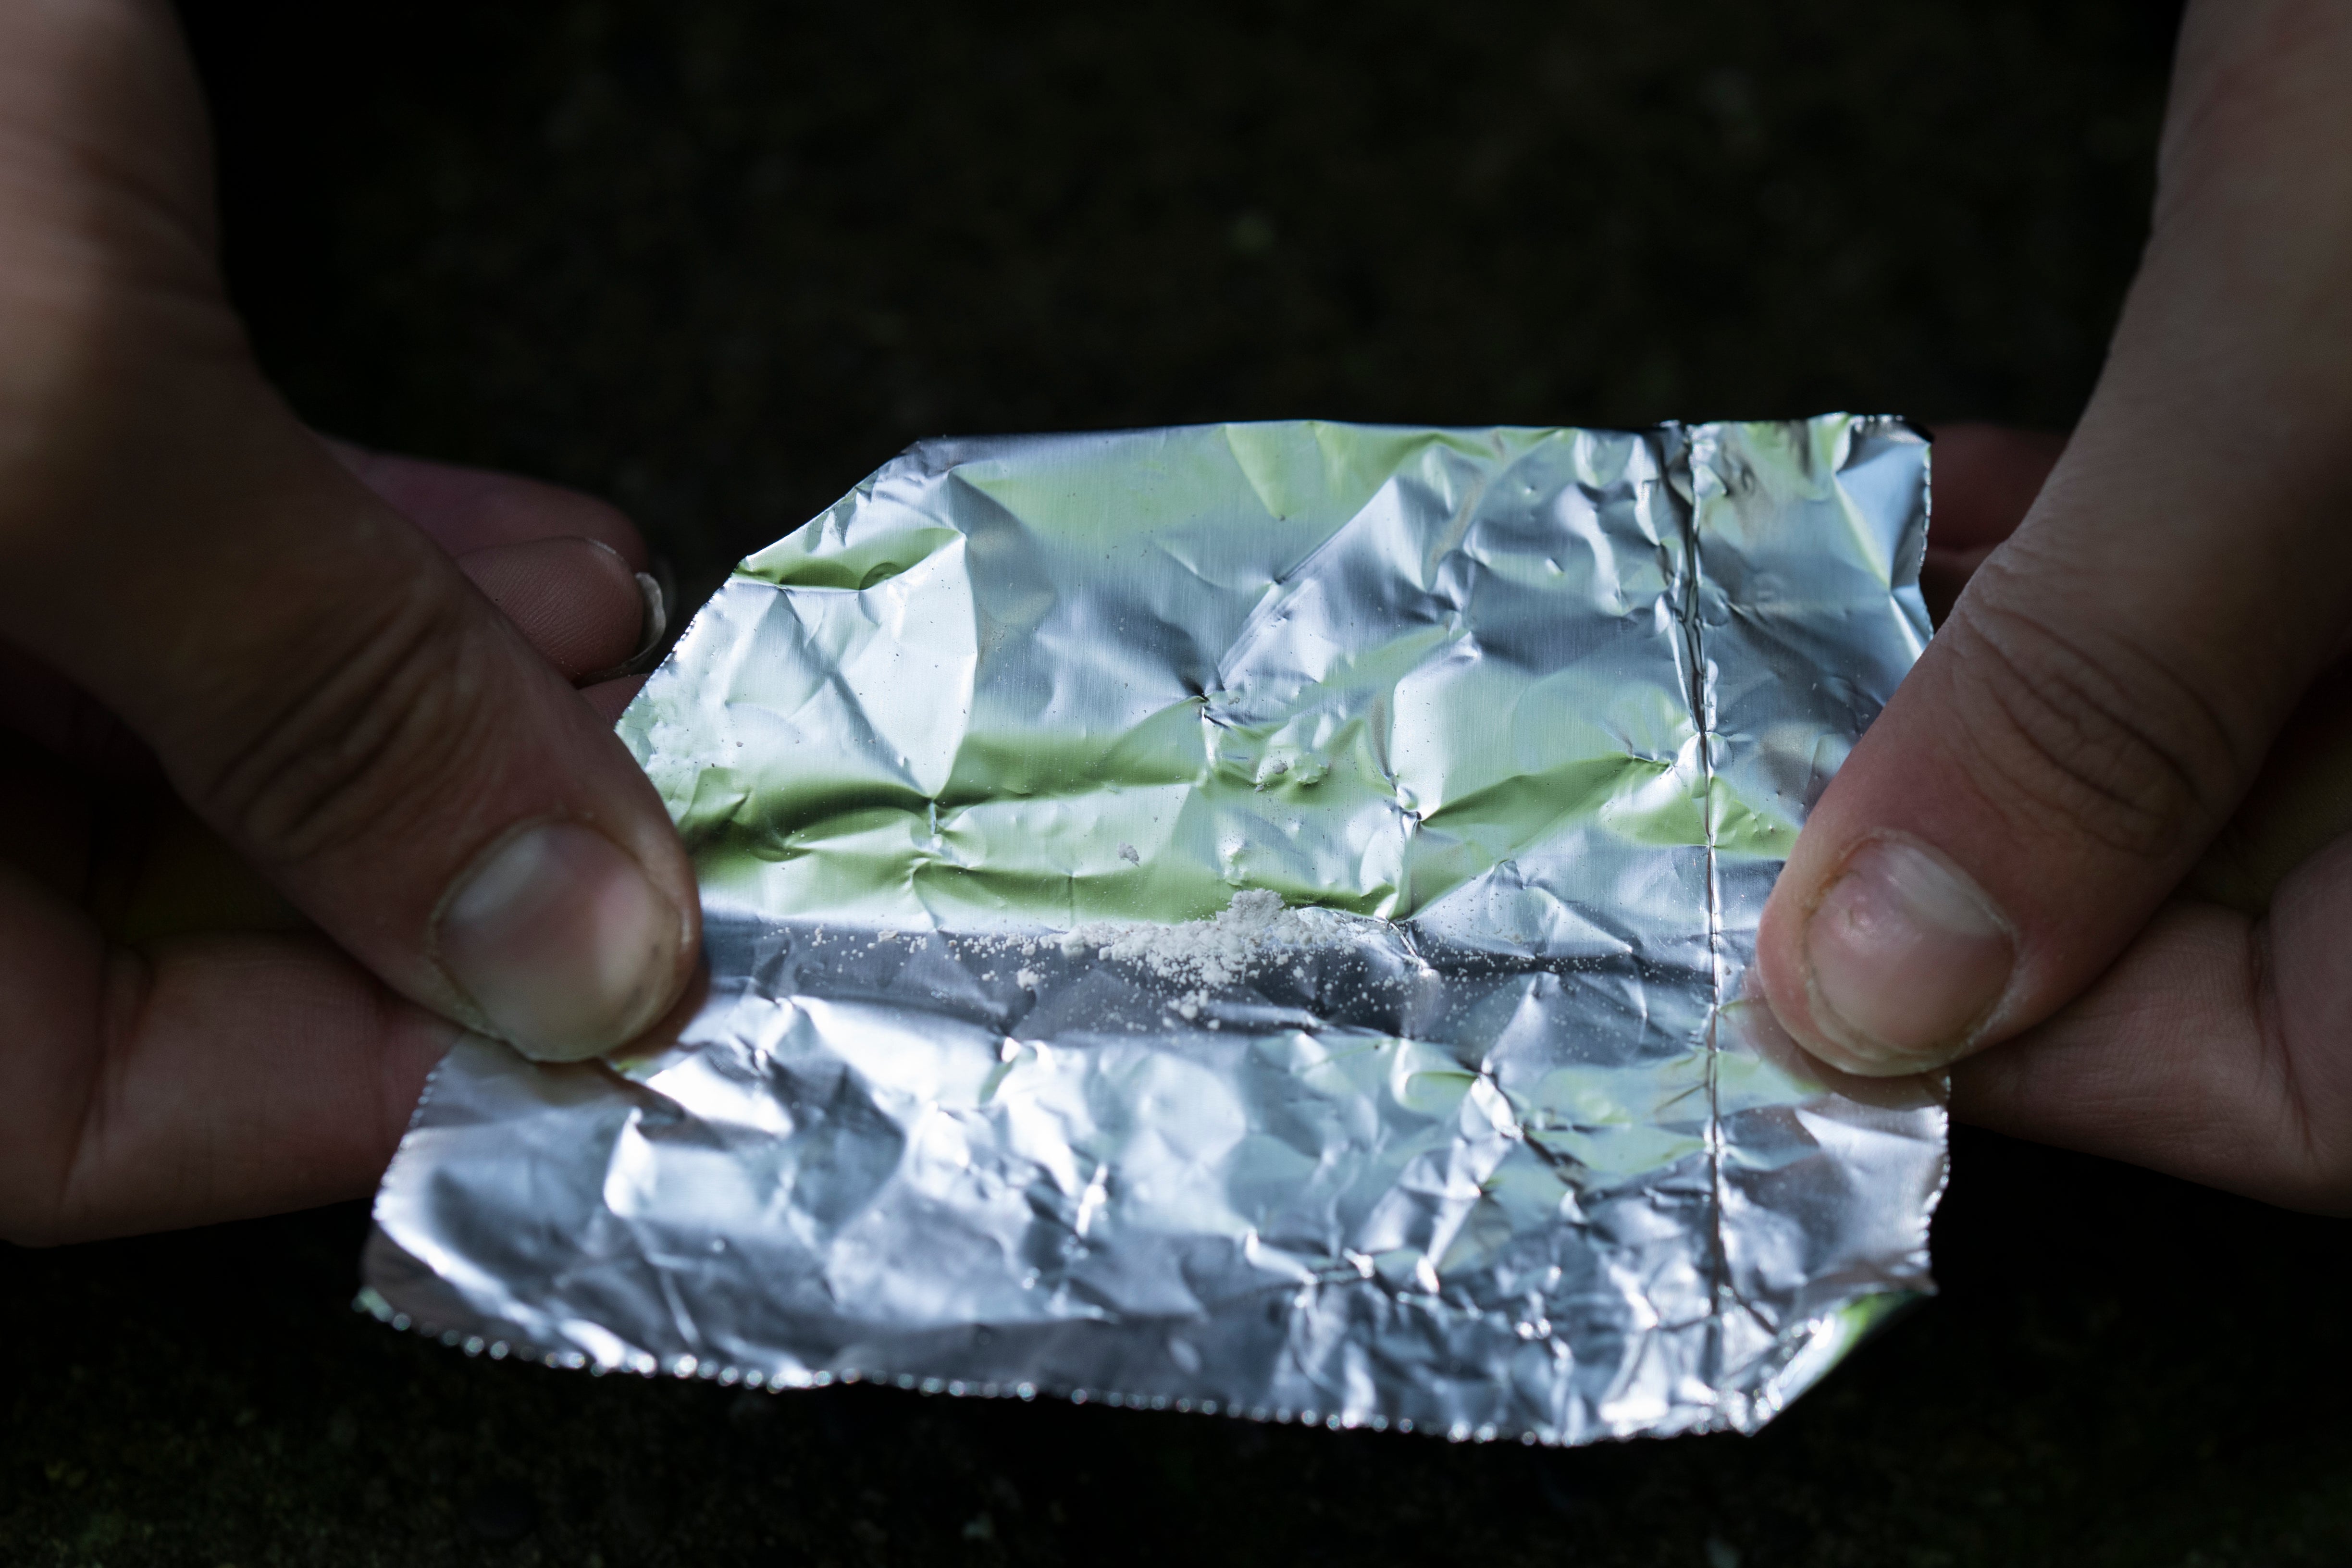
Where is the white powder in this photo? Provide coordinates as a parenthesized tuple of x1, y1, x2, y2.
(1058, 889, 1320, 990)
(923, 891, 1341, 1022)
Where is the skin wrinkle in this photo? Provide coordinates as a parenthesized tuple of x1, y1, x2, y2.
(2240, 912, 2324, 1185)
(51, 941, 152, 1247)
(1977, 508, 2282, 755)
(1943, 581, 2241, 861)
(2253, 875, 2352, 1206)
(0, 192, 227, 331)
(0, 35, 216, 313)
(33, 126, 216, 288)
(2220, 902, 2295, 1171)
(191, 579, 488, 865)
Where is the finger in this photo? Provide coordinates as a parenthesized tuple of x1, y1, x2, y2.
(455, 538, 649, 683)
(1757, 3, 2352, 1077)
(1917, 423, 2067, 625)
(3, 536, 655, 959)
(0, 3, 687, 1052)
(1758, 435, 2333, 1077)
(1951, 829, 2352, 1214)
(1923, 424, 2070, 551)
(582, 676, 648, 727)
(322, 436, 648, 566)
(2, 354, 698, 1062)
(2, 531, 653, 771)
(2186, 656, 2352, 914)
(0, 860, 451, 1244)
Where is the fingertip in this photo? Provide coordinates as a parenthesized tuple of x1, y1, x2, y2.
(456, 537, 646, 680)
(434, 820, 695, 1062)
(602, 953, 714, 1072)
(1721, 984, 1947, 1111)
(1767, 832, 2018, 1076)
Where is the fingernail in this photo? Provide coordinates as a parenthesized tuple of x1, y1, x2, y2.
(630, 570, 668, 665)
(1800, 834, 2015, 1072)
(437, 822, 685, 1061)
(577, 567, 668, 685)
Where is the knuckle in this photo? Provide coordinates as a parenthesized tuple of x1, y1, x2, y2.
(1941, 586, 2242, 862)
(186, 580, 508, 867)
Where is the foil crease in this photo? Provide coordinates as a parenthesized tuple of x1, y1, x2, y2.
(362, 417, 1946, 1445)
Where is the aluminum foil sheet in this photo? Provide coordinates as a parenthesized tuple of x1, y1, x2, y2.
(362, 417, 1946, 1445)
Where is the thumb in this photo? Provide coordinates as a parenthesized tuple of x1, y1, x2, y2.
(3, 358, 699, 1059)
(1753, 446, 2298, 1075)
(3, 363, 699, 1061)
(0, 0, 695, 1061)
(1758, 0, 2352, 1076)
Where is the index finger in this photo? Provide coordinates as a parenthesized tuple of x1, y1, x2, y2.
(322, 437, 649, 567)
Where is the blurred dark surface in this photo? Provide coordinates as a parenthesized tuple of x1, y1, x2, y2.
(14, 1, 2352, 1564)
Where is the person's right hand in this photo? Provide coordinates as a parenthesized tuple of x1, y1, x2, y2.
(1756, 0, 2352, 1212)
(0, 0, 701, 1244)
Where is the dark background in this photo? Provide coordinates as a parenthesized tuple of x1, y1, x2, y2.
(12, 1, 2352, 1564)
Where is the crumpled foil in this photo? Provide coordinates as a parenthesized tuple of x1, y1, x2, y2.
(361, 416, 1946, 1445)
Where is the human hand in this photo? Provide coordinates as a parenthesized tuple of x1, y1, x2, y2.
(1756, 0, 2352, 1212)
(0, 1, 700, 1243)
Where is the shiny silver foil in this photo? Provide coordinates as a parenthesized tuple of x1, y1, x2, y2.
(362, 417, 1946, 1445)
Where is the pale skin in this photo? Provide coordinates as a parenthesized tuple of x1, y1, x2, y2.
(3, 0, 2346, 1244)
(1757, 0, 2352, 1215)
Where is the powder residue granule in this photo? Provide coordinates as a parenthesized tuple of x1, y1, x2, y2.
(1059, 889, 1319, 990)
(883, 891, 1363, 1023)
